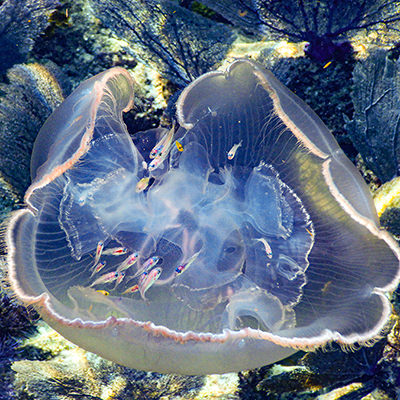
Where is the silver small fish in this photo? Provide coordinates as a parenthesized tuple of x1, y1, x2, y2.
(90, 261, 107, 277)
(138, 267, 162, 300)
(90, 271, 123, 287)
(116, 252, 139, 273)
(132, 255, 160, 278)
(102, 247, 128, 256)
(227, 140, 243, 160)
(174, 250, 201, 276)
(254, 238, 272, 259)
(93, 240, 104, 266)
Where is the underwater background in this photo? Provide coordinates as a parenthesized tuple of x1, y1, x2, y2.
(2, 0, 400, 398)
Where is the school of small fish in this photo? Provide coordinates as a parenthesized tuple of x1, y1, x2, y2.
(87, 241, 205, 301)
(86, 133, 269, 302)
(88, 242, 162, 300)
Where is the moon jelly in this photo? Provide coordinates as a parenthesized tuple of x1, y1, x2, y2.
(7, 60, 400, 374)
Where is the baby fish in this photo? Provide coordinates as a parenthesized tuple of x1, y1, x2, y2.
(135, 177, 150, 193)
(102, 247, 128, 256)
(227, 140, 242, 160)
(138, 267, 162, 300)
(90, 271, 121, 287)
(174, 250, 201, 276)
(150, 144, 163, 159)
(117, 252, 139, 273)
(254, 238, 272, 259)
(175, 264, 185, 275)
(122, 284, 139, 295)
(113, 270, 126, 289)
(148, 155, 165, 172)
(149, 127, 175, 159)
(90, 261, 107, 277)
(175, 140, 184, 152)
(93, 240, 104, 266)
(132, 255, 160, 279)
(142, 255, 160, 272)
(148, 128, 176, 171)
(96, 290, 109, 296)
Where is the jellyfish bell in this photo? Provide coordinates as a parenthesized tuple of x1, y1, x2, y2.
(6, 60, 400, 375)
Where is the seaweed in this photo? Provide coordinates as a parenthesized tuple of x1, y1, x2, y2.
(199, 0, 400, 62)
(0, 0, 60, 74)
(89, 0, 236, 86)
(345, 50, 400, 182)
(0, 62, 67, 206)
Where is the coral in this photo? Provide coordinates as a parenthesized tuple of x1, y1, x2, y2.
(199, 0, 400, 62)
(32, 0, 138, 87)
(89, 0, 236, 86)
(238, 339, 398, 399)
(374, 176, 400, 216)
(0, 62, 66, 206)
(11, 323, 207, 400)
(0, 283, 38, 400)
(0, 337, 19, 400)
(345, 49, 400, 182)
(381, 207, 400, 236)
(32, 0, 173, 132)
(197, 0, 265, 36)
(0, 0, 60, 74)
(10, 322, 400, 399)
(0, 290, 37, 345)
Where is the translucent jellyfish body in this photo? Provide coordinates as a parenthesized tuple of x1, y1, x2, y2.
(7, 61, 400, 374)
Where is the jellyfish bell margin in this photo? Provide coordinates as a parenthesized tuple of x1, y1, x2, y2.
(6, 59, 400, 375)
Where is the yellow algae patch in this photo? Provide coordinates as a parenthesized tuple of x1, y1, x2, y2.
(131, 62, 168, 111)
(22, 321, 77, 355)
(27, 63, 64, 109)
(196, 373, 238, 399)
(12, 353, 127, 400)
(361, 389, 392, 400)
(373, 176, 400, 217)
(13, 322, 128, 400)
(100, 376, 127, 399)
(274, 41, 304, 58)
(224, 35, 304, 66)
(224, 35, 274, 61)
(268, 364, 308, 377)
(316, 382, 363, 400)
